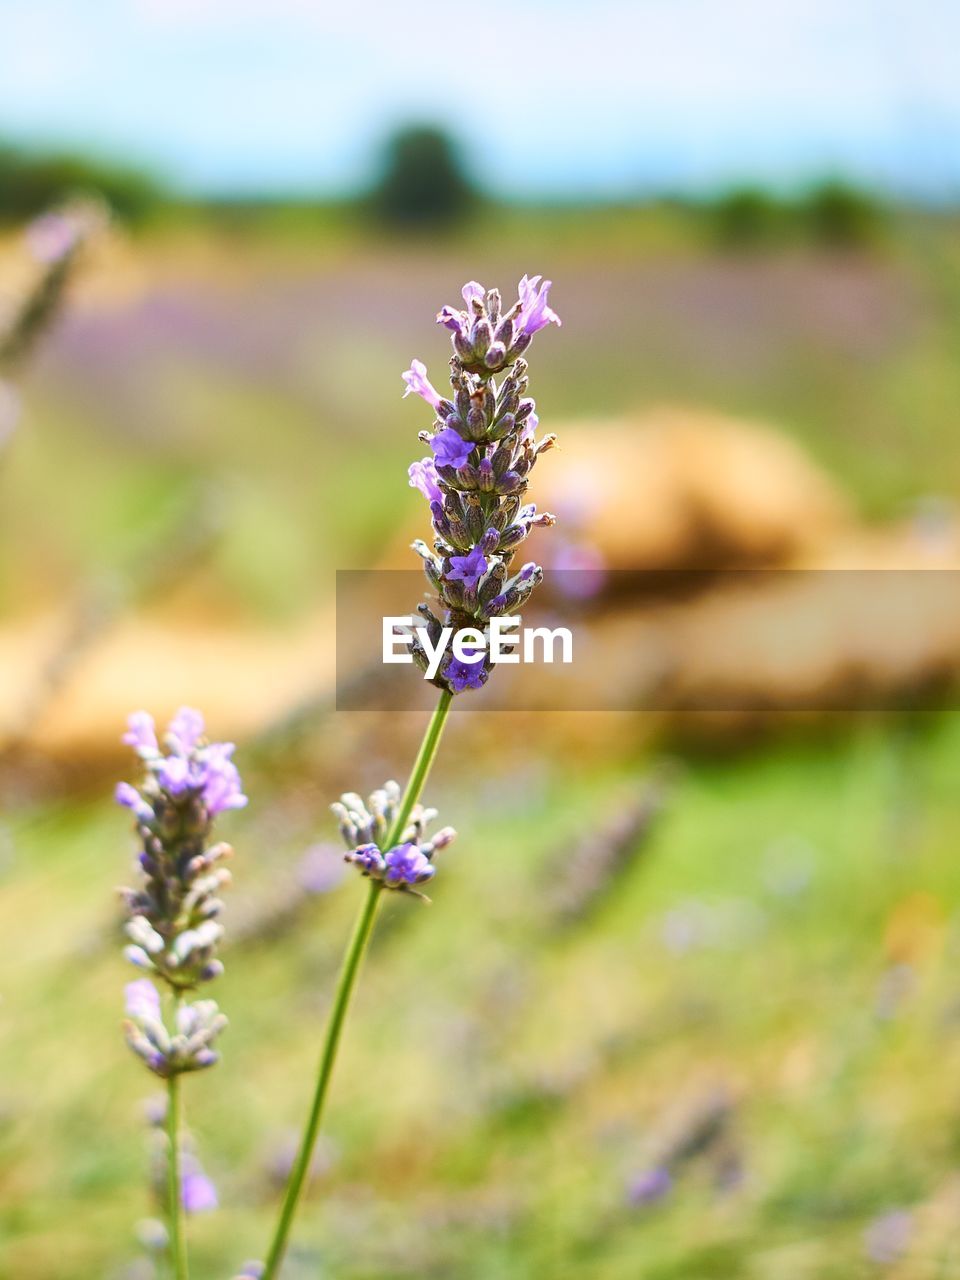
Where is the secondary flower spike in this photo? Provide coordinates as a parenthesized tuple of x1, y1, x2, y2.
(335, 779, 456, 898)
(402, 275, 561, 694)
(116, 707, 245, 1077)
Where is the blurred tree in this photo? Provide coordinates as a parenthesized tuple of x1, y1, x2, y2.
(710, 186, 787, 250)
(0, 142, 161, 224)
(368, 124, 477, 229)
(800, 180, 885, 249)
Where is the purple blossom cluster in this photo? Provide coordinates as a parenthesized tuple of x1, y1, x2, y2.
(404, 276, 561, 694)
(116, 707, 245, 1075)
(333, 779, 456, 898)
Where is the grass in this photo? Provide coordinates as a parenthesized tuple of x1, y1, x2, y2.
(3, 715, 960, 1276)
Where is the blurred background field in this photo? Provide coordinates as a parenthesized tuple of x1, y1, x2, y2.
(4, 3, 960, 1277)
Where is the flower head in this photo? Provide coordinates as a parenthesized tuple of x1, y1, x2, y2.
(402, 359, 443, 409)
(404, 274, 560, 695)
(117, 708, 243, 998)
(408, 457, 443, 504)
(430, 427, 472, 470)
(516, 274, 561, 335)
(444, 654, 487, 693)
(383, 843, 436, 887)
(181, 1170, 219, 1214)
(447, 546, 488, 591)
(336, 781, 456, 896)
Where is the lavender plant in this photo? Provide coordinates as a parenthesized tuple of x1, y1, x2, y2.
(116, 707, 246, 1279)
(259, 275, 561, 1276)
(0, 200, 105, 458)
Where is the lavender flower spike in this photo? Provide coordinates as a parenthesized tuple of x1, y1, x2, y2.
(403, 275, 560, 694)
(337, 780, 456, 898)
(402, 359, 443, 409)
(116, 707, 244, 1073)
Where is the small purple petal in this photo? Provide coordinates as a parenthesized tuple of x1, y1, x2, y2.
(168, 707, 205, 751)
(0, 380, 21, 447)
(181, 1171, 218, 1214)
(516, 274, 561, 336)
(125, 979, 161, 1021)
(122, 711, 158, 753)
(383, 843, 435, 886)
(447, 546, 488, 591)
(430, 427, 472, 470)
(436, 304, 467, 335)
(115, 782, 154, 823)
(444, 655, 486, 693)
(199, 743, 247, 814)
(156, 754, 194, 796)
(408, 457, 443, 505)
(26, 211, 80, 264)
(627, 1167, 672, 1207)
(864, 1210, 912, 1265)
(401, 359, 442, 409)
(461, 280, 485, 306)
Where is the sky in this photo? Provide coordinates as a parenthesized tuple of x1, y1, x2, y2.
(0, 0, 958, 200)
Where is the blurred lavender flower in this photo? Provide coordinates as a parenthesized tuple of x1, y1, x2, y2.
(334, 779, 455, 898)
(297, 843, 347, 895)
(627, 1166, 673, 1208)
(181, 1168, 218, 1214)
(26, 210, 84, 265)
(864, 1209, 912, 1265)
(116, 707, 244, 1076)
(0, 379, 21, 450)
(403, 276, 560, 695)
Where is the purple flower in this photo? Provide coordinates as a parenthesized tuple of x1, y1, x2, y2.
(168, 707, 205, 751)
(181, 1171, 218, 1214)
(447, 546, 488, 591)
(383, 843, 436, 887)
(520, 409, 539, 443)
(125, 979, 161, 1021)
(345, 843, 385, 876)
(115, 781, 155, 823)
(864, 1210, 912, 1265)
(200, 743, 247, 814)
(0, 380, 21, 447)
(437, 281, 485, 338)
(627, 1167, 672, 1207)
(123, 711, 158, 754)
(553, 541, 607, 599)
(516, 275, 561, 336)
(408, 457, 442, 504)
(26, 211, 80, 264)
(156, 753, 194, 796)
(401, 359, 443, 410)
(444, 655, 486, 693)
(430, 427, 472, 470)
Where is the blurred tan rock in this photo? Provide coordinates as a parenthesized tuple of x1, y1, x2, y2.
(535, 406, 851, 570)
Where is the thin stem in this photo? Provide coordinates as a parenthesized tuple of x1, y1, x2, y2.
(166, 1000, 188, 1280)
(261, 689, 453, 1278)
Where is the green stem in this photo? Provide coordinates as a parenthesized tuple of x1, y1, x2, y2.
(261, 689, 453, 1278)
(166, 1003, 188, 1280)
